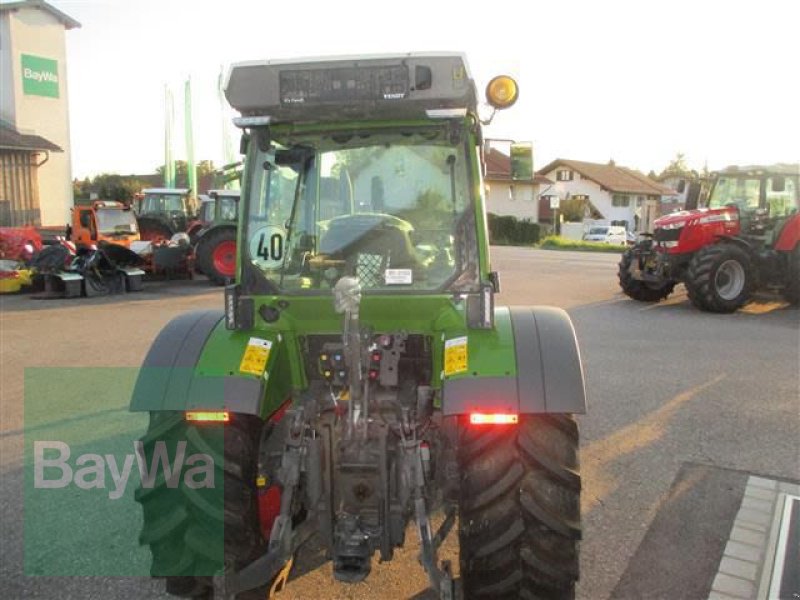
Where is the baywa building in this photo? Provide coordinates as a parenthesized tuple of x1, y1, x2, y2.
(0, 0, 79, 227)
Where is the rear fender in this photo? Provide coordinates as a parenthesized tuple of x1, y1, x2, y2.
(130, 310, 290, 418)
(442, 306, 587, 415)
(774, 214, 800, 252)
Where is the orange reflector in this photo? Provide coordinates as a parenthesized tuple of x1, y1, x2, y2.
(186, 410, 230, 423)
(470, 413, 519, 425)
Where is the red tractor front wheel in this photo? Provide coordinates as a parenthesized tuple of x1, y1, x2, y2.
(196, 227, 237, 285)
(686, 243, 753, 312)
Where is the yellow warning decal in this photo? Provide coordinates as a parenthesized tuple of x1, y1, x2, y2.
(444, 336, 468, 376)
(239, 337, 273, 376)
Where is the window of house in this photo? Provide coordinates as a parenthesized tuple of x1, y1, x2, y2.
(556, 169, 574, 181)
(676, 179, 686, 193)
(572, 194, 589, 201)
(612, 194, 630, 207)
(508, 185, 515, 201)
(611, 219, 629, 229)
(637, 195, 644, 204)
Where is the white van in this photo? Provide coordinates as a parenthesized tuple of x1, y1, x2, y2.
(582, 225, 628, 245)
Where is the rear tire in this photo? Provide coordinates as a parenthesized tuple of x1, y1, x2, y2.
(458, 414, 581, 599)
(196, 227, 237, 286)
(686, 243, 753, 313)
(782, 246, 799, 305)
(618, 249, 675, 302)
(135, 412, 267, 598)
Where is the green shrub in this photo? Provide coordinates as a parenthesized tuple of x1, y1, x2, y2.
(487, 213, 541, 246)
(538, 236, 627, 253)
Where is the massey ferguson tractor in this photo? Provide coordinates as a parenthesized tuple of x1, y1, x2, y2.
(619, 164, 799, 312)
(131, 54, 586, 599)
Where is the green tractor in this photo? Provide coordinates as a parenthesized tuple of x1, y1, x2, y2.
(194, 190, 240, 284)
(131, 53, 586, 599)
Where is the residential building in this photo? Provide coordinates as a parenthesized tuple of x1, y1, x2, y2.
(0, 0, 79, 226)
(536, 158, 677, 233)
(484, 147, 552, 221)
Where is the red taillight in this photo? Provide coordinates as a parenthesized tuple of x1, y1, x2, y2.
(470, 413, 519, 425)
(185, 410, 230, 423)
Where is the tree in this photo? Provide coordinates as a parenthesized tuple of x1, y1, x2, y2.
(559, 197, 587, 222)
(90, 174, 148, 202)
(658, 153, 697, 179)
(157, 160, 217, 188)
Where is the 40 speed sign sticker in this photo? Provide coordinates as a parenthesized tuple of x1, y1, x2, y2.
(249, 225, 286, 270)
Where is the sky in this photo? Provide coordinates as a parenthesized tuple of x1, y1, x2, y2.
(43, 0, 800, 179)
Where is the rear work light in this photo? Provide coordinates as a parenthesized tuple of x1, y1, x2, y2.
(186, 410, 230, 423)
(469, 413, 519, 425)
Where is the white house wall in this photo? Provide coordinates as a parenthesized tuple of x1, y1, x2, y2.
(541, 168, 647, 232)
(0, 14, 15, 125)
(485, 181, 538, 221)
(5, 6, 73, 226)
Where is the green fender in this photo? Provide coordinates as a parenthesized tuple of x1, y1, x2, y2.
(442, 305, 587, 415)
(130, 310, 290, 418)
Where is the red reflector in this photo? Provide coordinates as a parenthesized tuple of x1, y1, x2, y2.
(470, 413, 519, 425)
(186, 410, 230, 423)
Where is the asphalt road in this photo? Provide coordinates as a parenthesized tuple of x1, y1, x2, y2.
(1, 247, 798, 599)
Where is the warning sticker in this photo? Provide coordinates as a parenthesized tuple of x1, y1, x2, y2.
(444, 336, 468, 376)
(385, 269, 413, 285)
(239, 338, 273, 376)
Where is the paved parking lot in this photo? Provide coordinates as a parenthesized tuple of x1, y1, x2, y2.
(1, 246, 797, 599)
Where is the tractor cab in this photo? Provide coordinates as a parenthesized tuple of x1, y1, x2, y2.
(69, 201, 140, 247)
(135, 187, 195, 240)
(225, 55, 520, 303)
(705, 165, 799, 244)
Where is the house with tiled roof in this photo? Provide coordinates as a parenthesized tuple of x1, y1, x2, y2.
(536, 159, 677, 233)
(484, 147, 552, 221)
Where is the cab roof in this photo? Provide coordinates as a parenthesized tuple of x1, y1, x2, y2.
(225, 53, 477, 123)
(141, 188, 190, 194)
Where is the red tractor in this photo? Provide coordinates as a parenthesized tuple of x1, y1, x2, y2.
(619, 164, 799, 312)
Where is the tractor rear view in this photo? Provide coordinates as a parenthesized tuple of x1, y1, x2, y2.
(135, 188, 198, 241)
(619, 164, 799, 311)
(131, 54, 586, 600)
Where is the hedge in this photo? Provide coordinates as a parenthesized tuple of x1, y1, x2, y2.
(538, 236, 627, 253)
(487, 213, 541, 246)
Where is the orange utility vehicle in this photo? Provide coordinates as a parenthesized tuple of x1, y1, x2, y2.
(66, 201, 140, 247)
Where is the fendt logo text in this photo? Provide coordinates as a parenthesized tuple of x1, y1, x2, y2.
(34, 441, 215, 500)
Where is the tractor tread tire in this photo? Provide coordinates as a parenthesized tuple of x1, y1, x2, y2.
(459, 414, 580, 600)
(685, 243, 753, 313)
(135, 412, 266, 598)
(618, 249, 675, 302)
(195, 227, 237, 286)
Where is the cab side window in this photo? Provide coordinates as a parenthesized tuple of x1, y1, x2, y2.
(766, 176, 798, 218)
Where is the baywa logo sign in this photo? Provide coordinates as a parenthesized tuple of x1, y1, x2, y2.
(34, 440, 215, 500)
(21, 54, 59, 98)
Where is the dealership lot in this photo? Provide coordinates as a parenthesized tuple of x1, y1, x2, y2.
(1, 247, 797, 599)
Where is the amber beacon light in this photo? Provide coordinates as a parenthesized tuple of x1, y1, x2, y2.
(485, 75, 519, 109)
